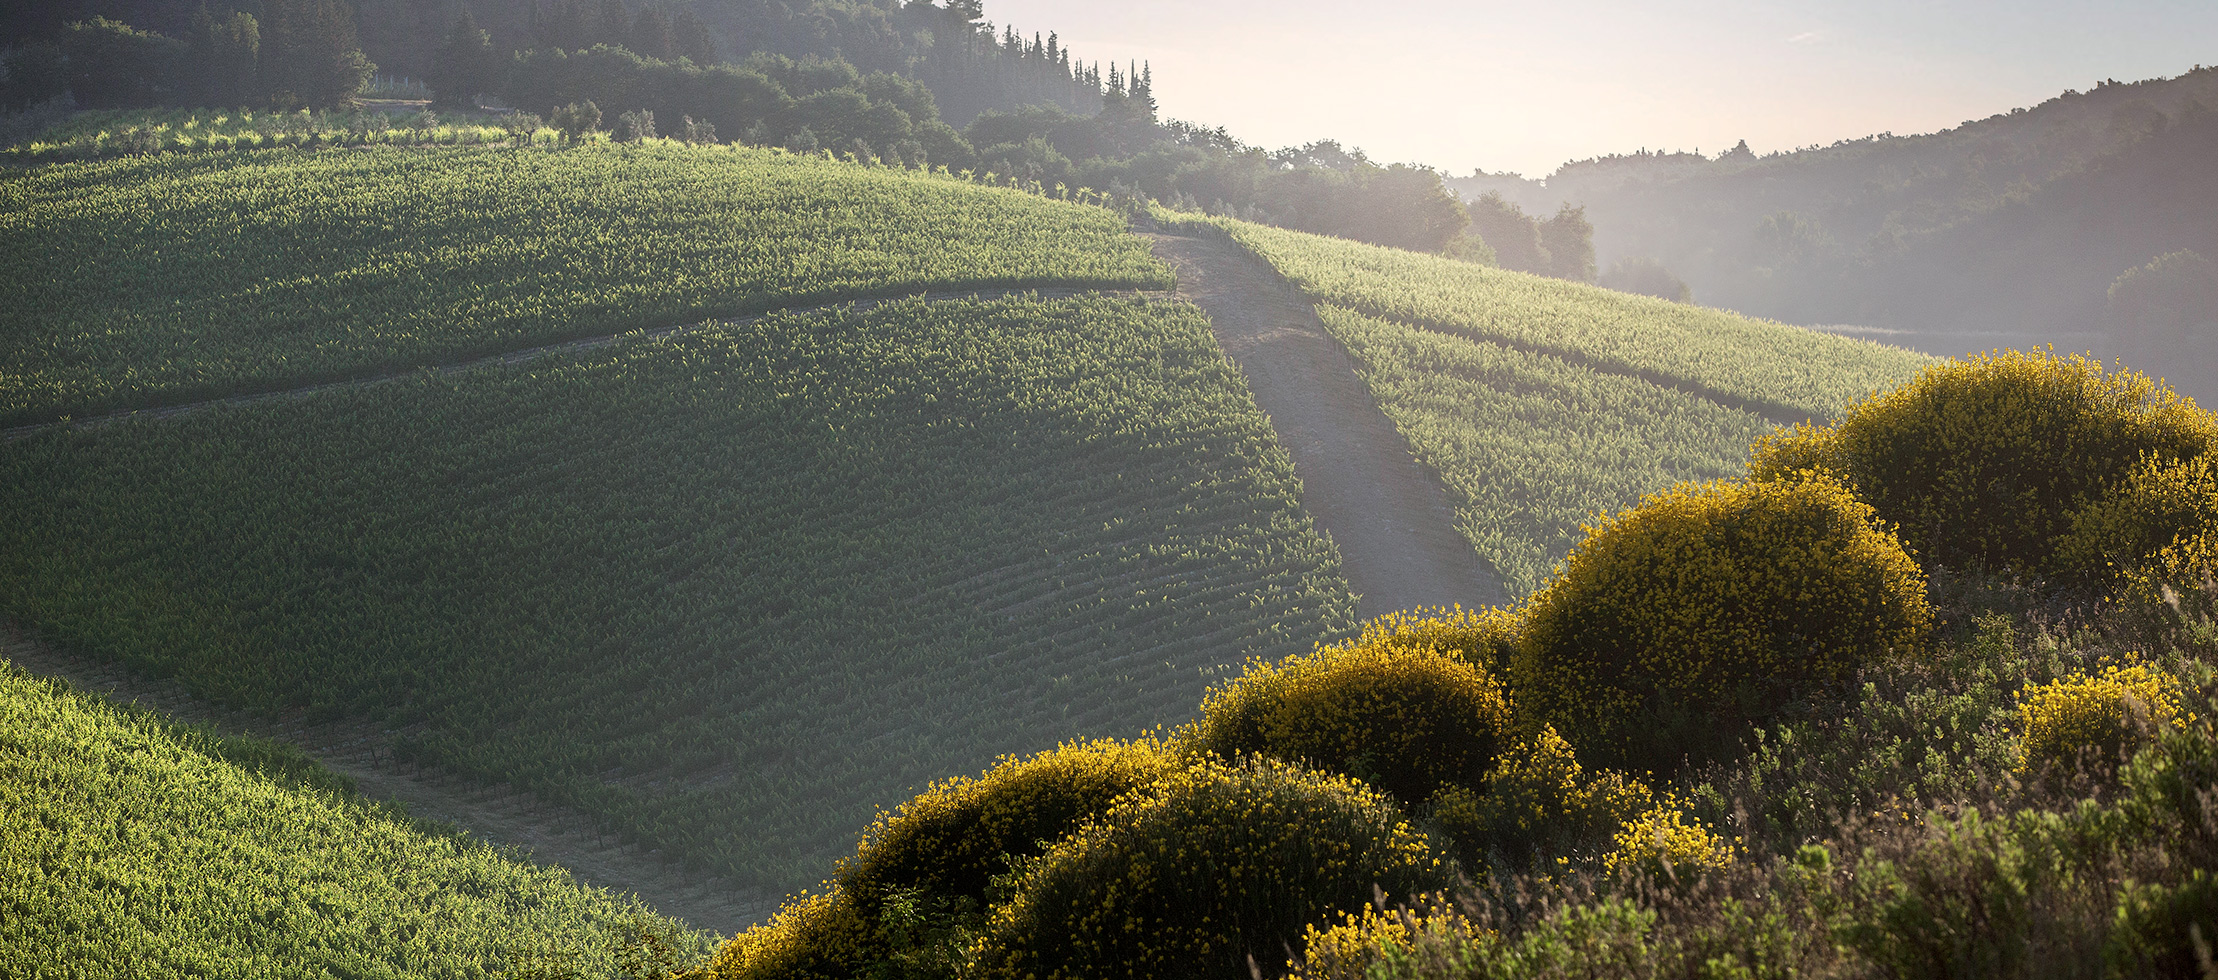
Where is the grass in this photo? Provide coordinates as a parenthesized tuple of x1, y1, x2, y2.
(1159, 209, 1933, 421)
(0, 142, 1171, 425)
(0, 661, 709, 979)
(0, 295, 1357, 894)
(1315, 304, 1774, 594)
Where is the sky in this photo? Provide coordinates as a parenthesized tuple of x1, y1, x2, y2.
(986, 0, 2218, 178)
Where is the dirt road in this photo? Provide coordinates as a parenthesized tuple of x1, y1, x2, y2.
(1147, 232, 1507, 617)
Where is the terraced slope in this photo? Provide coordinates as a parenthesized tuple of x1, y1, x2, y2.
(0, 295, 1357, 893)
(0, 144, 1170, 424)
(0, 662, 704, 979)
(1155, 211, 1935, 593)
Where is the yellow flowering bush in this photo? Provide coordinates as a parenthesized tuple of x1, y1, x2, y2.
(1429, 726, 1652, 875)
(1749, 348, 2218, 574)
(704, 737, 1179, 980)
(1601, 799, 1739, 886)
(699, 891, 872, 980)
(2017, 664, 2187, 774)
(2055, 454, 2218, 606)
(1288, 901, 1474, 980)
(1343, 606, 1524, 671)
(966, 757, 1447, 980)
(1512, 473, 1932, 772)
(1188, 638, 1515, 804)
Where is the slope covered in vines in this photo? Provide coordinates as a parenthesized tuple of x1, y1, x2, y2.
(0, 295, 1357, 892)
(0, 663, 704, 978)
(0, 143, 1170, 424)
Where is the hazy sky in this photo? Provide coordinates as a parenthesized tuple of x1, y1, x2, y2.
(987, 1, 2218, 177)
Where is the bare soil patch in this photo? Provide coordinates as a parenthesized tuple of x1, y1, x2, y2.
(1145, 232, 1507, 617)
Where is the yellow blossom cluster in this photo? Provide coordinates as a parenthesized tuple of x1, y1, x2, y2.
(2056, 454, 2218, 610)
(1512, 472, 1933, 771)
(1430, 726, 1653, 874)
(2017, 663, 2188, 774)
(1187, 639, 1514, 804)
(704, 737, 1179, 980)
(1602, 798, 1739, 885)
(967, 757, 1445, 980)
(1749, 347, 2218, 573)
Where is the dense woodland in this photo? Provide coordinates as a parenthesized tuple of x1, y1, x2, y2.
(0, 0, 1502, 256)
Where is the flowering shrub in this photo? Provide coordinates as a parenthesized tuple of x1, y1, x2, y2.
(705, 737, 1179, 980)
(1188, 638, 1515, 804)
(1749, 348, 2218, 574)
(1342, 606, 1524, 671)
(967, 757, 1447, 980)
(1288, 901, 1474, 980)
(1428, 726, 1652, 875)
(2056, 454, 2218, 608)
(1601, 799, 1738, 886)
(1512, 473, 1932, 771)
(2017, 664, 2186, 774)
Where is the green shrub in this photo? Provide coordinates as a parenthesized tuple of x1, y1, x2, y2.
(1428, 725, 1652, 875)
(1750, 348, 2218, 574)
(2017, 664, 2188, 776)
(2057, 453, 2218, 611)
(704, 737, 1180, 980)
(2107, 871, 2218, 980)
(1189, 635, 1515, 804)
(967, 757, 1447, 980)
(1512, 473, 1932, 772)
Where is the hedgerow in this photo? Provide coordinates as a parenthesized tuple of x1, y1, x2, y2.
(1750, 348, 2218, 575)
(968, 757, 1447, 980)
(1188, 640, 1514, 805)
(1512, 473, 1933, 772)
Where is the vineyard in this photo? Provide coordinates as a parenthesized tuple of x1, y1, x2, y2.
(0, 662, 704, 978)
(0, 142, 1171, 425)
(1314, 305, 1778, 594)
(0, 295, 1358, 892)
(1160, 211, 1931, 421)
(1150, 211, 1933, 592)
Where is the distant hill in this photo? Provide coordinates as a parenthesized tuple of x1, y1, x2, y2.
(1449, 66, 2218, 400)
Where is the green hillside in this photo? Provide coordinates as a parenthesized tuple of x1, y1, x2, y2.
(0, 143, 1169, 424)
(0, 663, 705, 979)
(1157, 211, 1933, 592)
(0, 293, 1356, 892)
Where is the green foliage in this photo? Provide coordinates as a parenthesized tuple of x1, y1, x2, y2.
(1188, 636, 1514, 805)
(1167, 211, 1932, 420)
(1513, 473, 1934, 772)
(968, 757, 1448, 980)
(710, 737, 1181, 980)
(1598, 256, 1692, 304)
(1750, 347, 2218, 575)
(0, 296, 1355, 893)
(1428, 726, 1652, 876)
(1312, 304, 1774, 594)
(0, 663, 706, 979)
(2107, 871, 2218, 980)
(0, 143, 1171, 423)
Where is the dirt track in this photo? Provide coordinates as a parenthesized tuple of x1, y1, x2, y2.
(1146, 232, 1507, 617)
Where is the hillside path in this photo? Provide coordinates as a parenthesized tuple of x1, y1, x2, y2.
(1145, 232, 1507, 617)
(1, 629, 772, 938)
